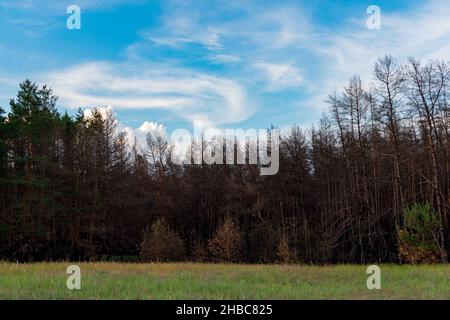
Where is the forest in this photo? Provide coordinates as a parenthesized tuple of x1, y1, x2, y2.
(0, 55, 449, 264)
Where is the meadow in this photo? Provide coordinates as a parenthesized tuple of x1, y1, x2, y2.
(0, 262, 448, 300)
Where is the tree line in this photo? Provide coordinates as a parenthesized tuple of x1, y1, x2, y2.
(0, 55, 449, 263)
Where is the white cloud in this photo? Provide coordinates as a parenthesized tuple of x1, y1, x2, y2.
(143, 14, 224, 51)
(45, 61, 252, 126)
(82, 105, 166, 148)
(137, 121, 165, 135)
(141, 1, 311, 56)
(124, 121, 166, 148)
(253, 62, 303, 90)
(208, 54, 242, 64)
(83, 105, 116, 121)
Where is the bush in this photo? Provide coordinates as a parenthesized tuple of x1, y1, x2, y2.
(397, 203, 441, 264)
(139, 217, 185, 262)
(208, 217, 242, 262)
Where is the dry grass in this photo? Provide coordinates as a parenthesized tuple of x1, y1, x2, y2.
(0, 262, 448, 299)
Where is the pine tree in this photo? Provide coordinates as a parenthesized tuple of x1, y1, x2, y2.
(140, 217, 185, 262)
(208, 217, 242, 262)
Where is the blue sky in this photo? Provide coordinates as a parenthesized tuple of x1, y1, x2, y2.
(1, 0, 449, 138)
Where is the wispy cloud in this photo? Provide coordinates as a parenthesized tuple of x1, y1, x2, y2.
(45, 61, 252, 126)
(0, 0, 143, 37)
(0, 0, 139, 12)
(208, 54, 242, 64)
(136, 0, 312, 60)
(253, 62, 303, 91)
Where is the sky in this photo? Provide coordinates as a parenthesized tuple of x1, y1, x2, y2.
(1, 0, 449, 140)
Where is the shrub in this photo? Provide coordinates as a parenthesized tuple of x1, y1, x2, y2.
(397, 203, 441, 264)
(139, 217, 185, 262)
(208, 217, 242, 262)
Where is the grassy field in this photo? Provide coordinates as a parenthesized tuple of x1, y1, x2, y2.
(0, 262, 449, 299)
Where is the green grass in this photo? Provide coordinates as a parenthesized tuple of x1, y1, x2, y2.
(0, 262, 448, 299)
